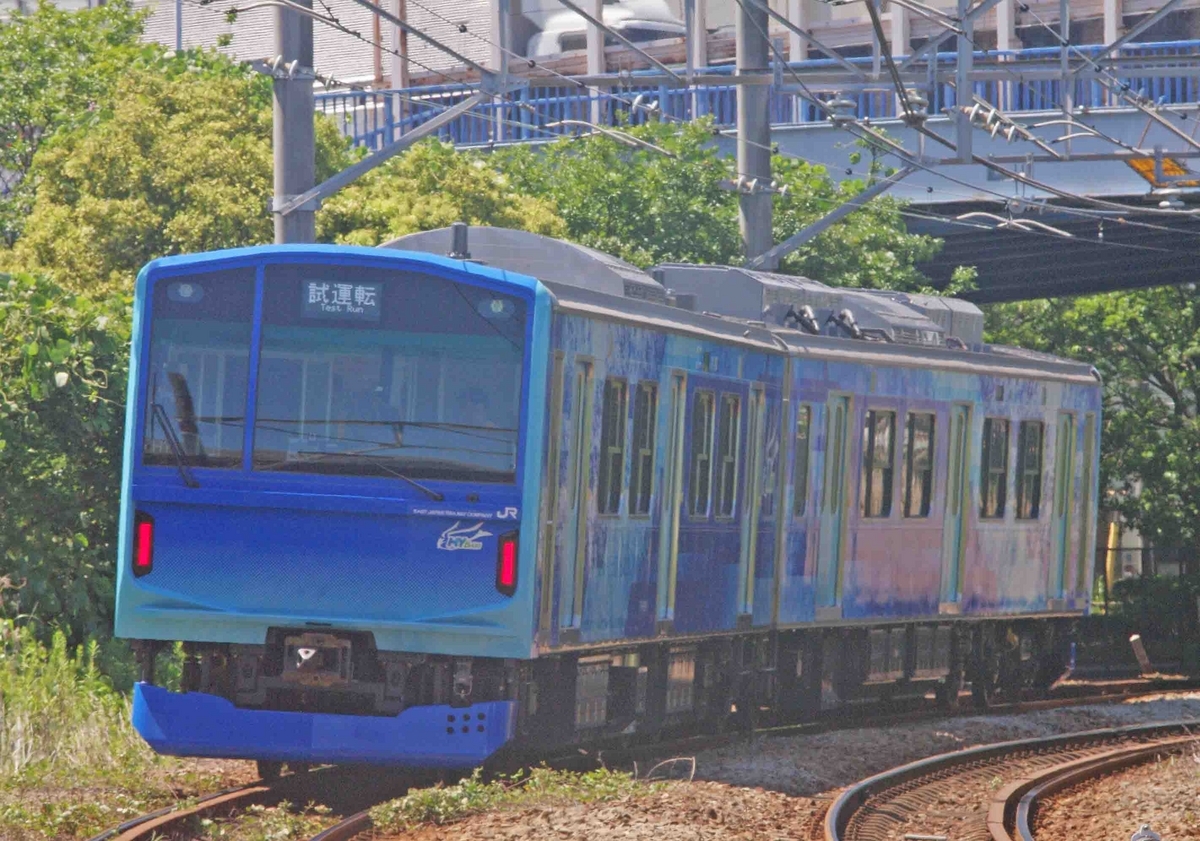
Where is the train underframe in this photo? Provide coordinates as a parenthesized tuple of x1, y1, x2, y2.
(134, 616, 1075, 768)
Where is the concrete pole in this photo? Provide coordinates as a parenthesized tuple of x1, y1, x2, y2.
(955, 0, 973, 162)
(1060, 0, 1072, 157)
(996, 0, 1016, 51)
(1104, 0, 1124, 46)
(273, 0, 317, 243)
(737, 0, 773, 265)
(176, 0, 183, 52)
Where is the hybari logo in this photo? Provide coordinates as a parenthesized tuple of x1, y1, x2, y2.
(437, 521, 492, 551)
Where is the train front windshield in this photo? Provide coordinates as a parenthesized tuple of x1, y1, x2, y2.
(143, 263, 527, 484)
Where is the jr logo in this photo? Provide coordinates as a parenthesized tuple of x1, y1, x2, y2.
(437, 521, 492, 551)
(496, 507, 519, 520)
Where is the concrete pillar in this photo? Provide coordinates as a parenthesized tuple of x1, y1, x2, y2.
(1104, 0, 1124, 46)
(587, 0, 603, 125)
(890, 3, 909, 55)
(737, 0, 774, 264)
(788, 0, 807, 61)
(273, 0, 316, 243)
(996, 0, 1017, 52)
(692, 0, 709, 70)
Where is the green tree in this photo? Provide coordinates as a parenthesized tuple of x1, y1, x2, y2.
(4, 57, 353, 294)
(987, 287, 1200, 569)
(318, 139, 564, 245)
(0, 0, 149, 243)
(0, 272, 129, 637)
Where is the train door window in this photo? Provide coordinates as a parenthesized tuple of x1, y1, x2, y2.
(688, 390, 716, 516)
(793, 405, 812, 516)
(629, 382, 658, 516)
(861, 410, 896, 518)
(1077, 413, 1096, 593)
(714, 394, 742, 518)
(597, 378, 628, 515)
(902, 412, 935, 517)
(980, 417, 1010, 519)
(1016, 420, 1044, 520)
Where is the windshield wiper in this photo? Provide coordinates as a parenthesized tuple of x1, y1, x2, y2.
(281, 449, 445, 501)
(151, 403, 200, 488)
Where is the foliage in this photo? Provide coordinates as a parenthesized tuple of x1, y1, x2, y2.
(0, 620, 152, 782)
(369, 766, 655, 831)
(986, 286, 1200, 559)
(496, 119, 742, 267)
(0, 273, 129, 638)
(318, 140, 564, 245)
(198, 800, 333, 841)
(333, 119, 941, 290)
(0, 0, 146, 243)
(4, 58, 353, 294)
(1079, 574, 1200, 670)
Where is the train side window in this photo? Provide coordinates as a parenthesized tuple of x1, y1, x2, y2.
(629, 382, 658, 516)
(596, 378, 628, 515)
(861, 409, 896, 518)
(793, 405, 812, 516)
(688, 390, 716, 516)
(902, 412, 935, 517)
(980, 417, 1010, 518)
(714, 394, 742, 518)
(1015, 420, 1044, 519)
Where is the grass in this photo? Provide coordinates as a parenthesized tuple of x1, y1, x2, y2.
(197, 800, 334, 840)
(0, 619, 234, 840)
(368, 766, 664, 832)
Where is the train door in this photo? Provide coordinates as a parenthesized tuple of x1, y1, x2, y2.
(561, 359, 594, 634)
(940, 405, 971, 607)
(1076, 413, 1097, 598)
(656, 372, 687, 626)
(1051, 412, 1076, 601)
(815, 395, 850, 615)
(738, 385, 767, 619)
(537, 352, 565, 641)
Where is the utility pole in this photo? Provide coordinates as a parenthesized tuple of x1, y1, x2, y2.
(737, 0, 774, 266)
(272, 0, 317, 244)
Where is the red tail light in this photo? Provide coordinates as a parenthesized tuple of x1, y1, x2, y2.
(133, 511, 154, 577)
(496, 531, 518, 596)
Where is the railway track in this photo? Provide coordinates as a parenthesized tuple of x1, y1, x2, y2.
(823, 720, 1198, 841)
(86, 678, 1200, 841)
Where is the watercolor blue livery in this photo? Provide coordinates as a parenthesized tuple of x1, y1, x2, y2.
(116, 228, 1101, 769)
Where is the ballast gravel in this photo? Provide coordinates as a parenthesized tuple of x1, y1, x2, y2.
(372, 692, 1200, 840)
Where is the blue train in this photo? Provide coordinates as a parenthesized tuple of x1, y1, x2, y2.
(116, 227, 1101, 771)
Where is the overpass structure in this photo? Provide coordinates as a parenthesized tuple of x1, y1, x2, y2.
(245, 0, 1200, 300)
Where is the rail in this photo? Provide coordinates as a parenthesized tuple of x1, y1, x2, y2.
(315, 39, 1200, 150)
(823, 719, 1199, 841)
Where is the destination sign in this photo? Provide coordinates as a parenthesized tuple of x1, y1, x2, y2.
(302, 280, 383, 321)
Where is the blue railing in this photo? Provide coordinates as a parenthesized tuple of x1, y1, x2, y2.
(315, 39, 1200, 151)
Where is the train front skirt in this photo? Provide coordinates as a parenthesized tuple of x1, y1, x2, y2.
(132, 683, 516, 768)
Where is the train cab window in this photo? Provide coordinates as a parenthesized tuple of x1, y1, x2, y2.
(142, 268, 254, 469)
(688, 390, 716, 516)
(252, 264, 526, 483)
(1016, 420, 1044, 519)
(629, 382, 658, 516)
(715, 394, 742, 518)
(793, 405, 812, 516)
(597, 378, 628, 515)
(902, 413, 935, 518)
(861, 410, 896, 518)
(980, 418, 1010, 518)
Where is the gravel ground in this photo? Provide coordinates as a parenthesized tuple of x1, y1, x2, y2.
(1035, 742, 1200, 840)
(372, 692, 1200, 840)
